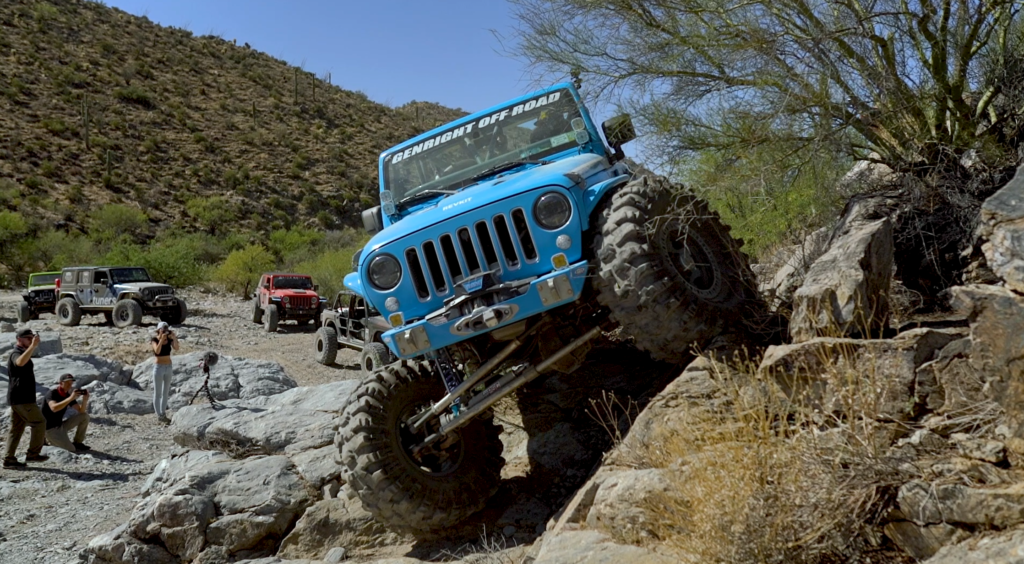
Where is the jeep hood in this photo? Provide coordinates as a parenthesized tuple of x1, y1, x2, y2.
(364, 153, 607, 255)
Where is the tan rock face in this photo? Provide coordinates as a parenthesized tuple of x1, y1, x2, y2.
(978, 164, 1024, 294)
(789, 218, 894, 342)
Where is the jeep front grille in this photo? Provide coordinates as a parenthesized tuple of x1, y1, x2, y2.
(34, 290, 55, 302)
(142, 287, 173, 301)
(405, 209, 538, 300)
(287, 296, 316, 309)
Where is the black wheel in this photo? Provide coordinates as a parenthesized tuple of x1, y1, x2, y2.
(56, 297, 82, 327)
(336, 361, 504, 536)
(16, 302, 30, 323)
(112, 300, 143, 328)
(315, 326, 338, 365)
(160, 300, 188, 325)
(359, 342, 391, 375)
(592, 174, 758, 363)
(264, 304, 279, 333)
(251, 298, 263, 324)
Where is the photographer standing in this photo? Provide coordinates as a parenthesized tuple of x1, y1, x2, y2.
(4, 329, 49, 468)
(42, 373, 91, 454)
(151, 321, 179, 423)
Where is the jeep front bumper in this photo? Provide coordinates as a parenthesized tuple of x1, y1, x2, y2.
(382, 260, 589, 359)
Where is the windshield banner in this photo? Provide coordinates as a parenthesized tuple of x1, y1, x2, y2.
(390, 91, 564, 165)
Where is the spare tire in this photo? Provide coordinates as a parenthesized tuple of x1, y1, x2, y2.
(592, 174, 758, 363)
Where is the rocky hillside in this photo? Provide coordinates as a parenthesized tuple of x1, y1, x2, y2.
(0, 0, 464, 234)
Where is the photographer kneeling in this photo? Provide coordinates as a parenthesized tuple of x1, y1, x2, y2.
(42, 373, 91, 454)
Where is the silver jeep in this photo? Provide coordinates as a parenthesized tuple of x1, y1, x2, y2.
(55, 266, 188, 328)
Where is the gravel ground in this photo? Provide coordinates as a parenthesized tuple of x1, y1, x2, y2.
(0, 288, 365, 564)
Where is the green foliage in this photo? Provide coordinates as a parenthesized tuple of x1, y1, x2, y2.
(268, 226, 323, 264)
(214, 244, 275, 296)
(186, 196, 233, 234)
(113, 86, 156, 109)
(34, 229, 100, 270)
(88, 203, 148, 242)
(102, 240, 208, 287)
(291, 246, 361, 299)
(680, 143, 850, 259)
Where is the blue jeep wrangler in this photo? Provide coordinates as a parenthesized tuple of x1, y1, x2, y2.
(337, 83, 757, 534)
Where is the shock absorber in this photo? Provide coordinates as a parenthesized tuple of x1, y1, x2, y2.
(433, 348, 463, 416)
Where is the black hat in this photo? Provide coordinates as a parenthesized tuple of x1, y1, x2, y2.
(16, 328, 35, 339)
(59, 373, 75, 383)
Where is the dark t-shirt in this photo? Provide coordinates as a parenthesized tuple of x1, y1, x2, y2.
(152, 337, 172, 357)
(7, 347, 36, 406)
(42, 387, 77, 430)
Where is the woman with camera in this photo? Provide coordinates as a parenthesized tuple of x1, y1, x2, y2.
(151, 321, 179, 423)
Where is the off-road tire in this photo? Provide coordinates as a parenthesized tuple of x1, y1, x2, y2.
(161, 300, 188, 325)
(112, 299, 143, 328)
(314, 326, 338, 365)
(360, 342, 391, 375)
(56, 297, 82, 327)
(251, 299, 263, 324)
(16, 302, 30, 323)
(593, 174, 757, 363)
(336, 361, 504, 536)
(264, 304, 279, 333)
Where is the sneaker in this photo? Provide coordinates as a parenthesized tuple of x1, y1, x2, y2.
(158, 415, 172, 424)
(25, 454, 49, 462)
(3, 459, 26, 469)
(72, 442, 91, 452)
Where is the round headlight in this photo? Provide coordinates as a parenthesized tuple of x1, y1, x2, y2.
(368, 254, 402, 291)
(533, 192, 572, 230)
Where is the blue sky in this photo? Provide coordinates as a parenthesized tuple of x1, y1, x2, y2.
(104, 0, 540, 114)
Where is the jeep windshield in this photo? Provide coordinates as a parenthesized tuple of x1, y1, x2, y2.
(28, 273, 59, 287)
(273, 276, 313, 290)
(384, 88, 584, 205)
(111, 268, 152, 283)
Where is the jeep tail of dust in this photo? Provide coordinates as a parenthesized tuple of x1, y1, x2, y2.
(336, 83, 758, 535)
(18, 271, 61, 322)
(55, 266, 187, 328)
(251, 273, 326, 332)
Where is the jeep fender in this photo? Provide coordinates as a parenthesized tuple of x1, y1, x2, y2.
(579, 174, 630, 231)
(343, 272, 366, 299)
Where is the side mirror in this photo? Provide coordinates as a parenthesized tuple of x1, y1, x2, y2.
(601, 114, 636, 160)
(262, 283, 270, 289)
(362, 206, 383, 235)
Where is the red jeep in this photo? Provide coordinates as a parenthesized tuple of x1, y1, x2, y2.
(251, 273, 326, 332)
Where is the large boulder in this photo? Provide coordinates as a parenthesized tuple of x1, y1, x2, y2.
(33, 353, 131, 387)
(759, 328, 963, 420)
(949, 285, 1024, 452)
(977, 164, 1024, 293)
(756, 227, 831, 310)
(86, 450, 313, 563)
(85, 380, 154, 415)
(532, 530, 676, 564)
(898, 480, 1024, 529)
(276, 491, 401, 559)
(170, 380, 359, 457)
(789, 218, 894, 342)
(914, 338, 985, 416)
(924, 528, 1024, 564)
(132, 352, 296, 410)
(0, 330, 63, 359)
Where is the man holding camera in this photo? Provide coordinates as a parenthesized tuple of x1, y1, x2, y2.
(42, 373, 91, 454)
(5, 328, 49, 468)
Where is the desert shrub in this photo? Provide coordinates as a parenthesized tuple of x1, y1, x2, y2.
(34, 229, 101, 271)
(88, 203, 148, 243)
(631, 356, 911, 564)
(186, 196, 234, 234)
(268, 226, 323, 264)
(113, 86, 156, 109)
(214, 244, 274, 297)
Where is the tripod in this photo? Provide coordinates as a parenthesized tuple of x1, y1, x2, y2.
(188, 352, 220, 408)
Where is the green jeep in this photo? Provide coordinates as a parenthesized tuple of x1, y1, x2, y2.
(17, 271, 61, 322)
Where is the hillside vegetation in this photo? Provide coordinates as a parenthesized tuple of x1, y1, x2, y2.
(0, 0, 464, 287)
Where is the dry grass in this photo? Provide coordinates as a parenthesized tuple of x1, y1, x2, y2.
(620, 354, 914, 564)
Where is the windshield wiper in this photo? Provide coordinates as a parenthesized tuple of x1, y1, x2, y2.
(470, 159, 549, 182)
(396, 188, 458, 209)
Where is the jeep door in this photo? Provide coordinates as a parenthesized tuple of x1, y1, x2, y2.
(259, 275, 271, 307)
(92, 270, 113, 306)
(75, 270, 96, 306)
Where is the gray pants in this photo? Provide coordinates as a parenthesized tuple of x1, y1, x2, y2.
(45, 412, 90, 454)
(5, 403, 45, 461)
(153, 363, 173, 417)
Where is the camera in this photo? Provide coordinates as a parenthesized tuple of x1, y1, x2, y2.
(78, 389, 89, 396)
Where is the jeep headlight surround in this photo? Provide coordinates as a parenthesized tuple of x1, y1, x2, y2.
(533, 191, 572, 230)
(368, 254, 402, 291)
